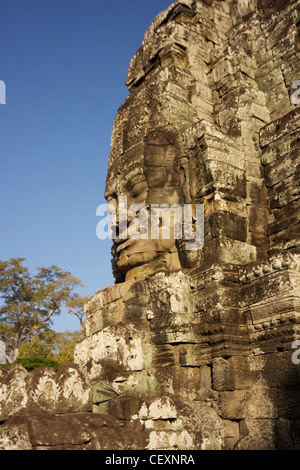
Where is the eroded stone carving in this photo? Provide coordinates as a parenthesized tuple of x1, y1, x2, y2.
(1, 0, 300, 450)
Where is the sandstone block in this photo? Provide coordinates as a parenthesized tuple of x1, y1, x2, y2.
(236, 418, 293, 450)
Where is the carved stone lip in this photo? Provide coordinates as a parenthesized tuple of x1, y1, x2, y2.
(116, 238, 171, 257)
(115, 237, 139, 252)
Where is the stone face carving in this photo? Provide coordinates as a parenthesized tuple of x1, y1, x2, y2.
(106, 128, 184, 283)
(105, 0, 274, 285)
(0, 0, 300, 450)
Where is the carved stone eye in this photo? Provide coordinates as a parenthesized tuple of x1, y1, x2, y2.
(296, 21, 300, 51)
(130, 181, 148, 199)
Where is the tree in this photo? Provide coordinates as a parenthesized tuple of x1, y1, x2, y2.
(53, 330, 84, 365)
(65, 295, 88, 333)
(18, 330, 84, 369)
(0, 258, 86, 363)
(18, 330, 57, 359)
(0, 341, 5, 364)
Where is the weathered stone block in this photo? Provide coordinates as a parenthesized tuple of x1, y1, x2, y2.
(260, 108, 300, 148)
(212, 357, 235, 391)
(0, 365, 28, 421)
(0, 364, 92, 420)
(230, 353, 300, 390)
(0, 411, 146, 450)
(222, 420, 240, 450)
(0, 423, 32, 450)
(236, 418, 293, 450)
(74, 324, 144, 382)
(219, 387, 278, 419)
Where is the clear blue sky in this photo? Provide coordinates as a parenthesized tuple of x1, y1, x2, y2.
(0, 0, 172, 332)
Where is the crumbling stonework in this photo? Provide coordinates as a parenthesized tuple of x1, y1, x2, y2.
(0, 364, 91, 420)
(0, 0, 300, 450)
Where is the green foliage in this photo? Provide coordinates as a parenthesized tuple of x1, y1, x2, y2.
(18, 330, 84, 369)
(0, 258, 87, 363)
(15, 356, 60, 372)
(55, 330, 84, 365)
(18, 332, 57, 359)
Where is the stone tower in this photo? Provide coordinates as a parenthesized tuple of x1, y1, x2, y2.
(1, 0, 300, 450)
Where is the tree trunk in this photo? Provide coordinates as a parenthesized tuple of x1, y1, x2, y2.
(5, 351, 13, 364)
(4, 344, 19, 363)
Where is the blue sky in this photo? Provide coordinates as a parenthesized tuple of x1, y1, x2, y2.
(0, 0, 172, 332)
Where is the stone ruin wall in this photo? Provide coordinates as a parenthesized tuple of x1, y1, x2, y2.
(0, 0, 300, 450)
